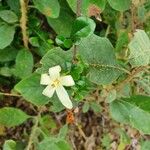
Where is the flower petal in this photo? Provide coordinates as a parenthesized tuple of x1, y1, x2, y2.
(42, 85, 55, 98)
(49, 65, 61, 79)
(40, 74, 51, 85)
(56, 85, 73, 109)
(61, 75, 75, 86)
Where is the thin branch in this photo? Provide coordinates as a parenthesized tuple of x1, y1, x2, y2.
(115, 66, 149, 91)
(76, 123, 87, 140)
(20, 0, 29, 49)
(26, 109, 42, 150)
(0, 92, 21, 97)
(72, 0, 82, 64)
(76, 0, 82, 17)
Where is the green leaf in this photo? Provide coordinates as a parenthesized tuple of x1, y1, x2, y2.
(78, 34, 123, 85)
(107, 0, 131, 11)
(6, 0, 20, 14)
(0, 67, 12, 77)
(115, 31, 129, 52)
(33, 0, 60, 18)
(13, 49, 34, 79)
(66, 0, 106, 16)
(38, 138, 71, 150)
(128, 30, 150, 67)
(37, 47, 72, 74)
(141, 141, 150, 150)
(90, 102, 101, 113)
(15, 73, 50, 106)
(3, 140, 16, 150)
(0, 107, 30, 127)
(0, 10, 18, 23)
(58, 124, 68, 139)
(47, 0, 75, 37)
(0, 47, 18, 62)
(71, 16, 96, 41)
(29, 37, 40, 47)
(110, 95, 150, 134)
(82, 102, 90, 113)
(106, 89, 117, 103)
(0, 24, 16, 49)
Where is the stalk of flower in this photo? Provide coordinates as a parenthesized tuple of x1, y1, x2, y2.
(40, 65, 75, 109)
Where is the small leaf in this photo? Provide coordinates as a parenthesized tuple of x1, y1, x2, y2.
(0, 47, 18, 62)
(33, 0, 60, 18)
(0, 24, 15, 49)
(82, 102, 90, 113)
(107, 0, 131, 11)
(47, 0, 75, 37)
(90, 102, 101, 113)
(58, 124, 68, 139)
(110, 95, 150, 134)
(3, 140, 16, 150)
(29, 37, 40, 47)
(13, 49, 34, 79)
(15, 73, 50, 106)
(106, 89, 117, 103)
(128, 30, 150, 67)
(0, 67, 12, 77)
(0, 107, 30, 127)
(0, 10, 18, 23)
(71, 16, 96, 41)
(38, 138, 71, 150)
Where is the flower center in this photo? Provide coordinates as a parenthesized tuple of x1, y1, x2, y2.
(51, 79, 60, 87)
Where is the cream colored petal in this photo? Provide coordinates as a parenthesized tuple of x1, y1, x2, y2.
(61, 75, 75, 86)
(40, 74, 51, 85)
(42, 85, 55, 98)
(56, 85, 73, 109)
(49, 65, 61, 79)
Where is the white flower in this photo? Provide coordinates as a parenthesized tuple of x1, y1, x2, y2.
(40, 65, 75, 109)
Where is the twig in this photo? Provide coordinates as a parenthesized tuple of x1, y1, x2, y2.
(76, 0, 82, 17)
(26, 108, 42, 150)
(20, 0, 29, 49)
(72, 0, 82, 64)
(0, 92, 21, 97)
(115, 66, 148, 91)
(105, 25, 110, 37)
(76, 123, 87, 140)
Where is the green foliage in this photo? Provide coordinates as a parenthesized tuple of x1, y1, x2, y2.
(0, 47, 18, 62)
(13, 49, 34, 79)
(38, 138, 71, 150)
(107, 0, 131, 11)
(71, 16, 96, 41)
(37, 47, 72, 74)
(82, 102, 90, 113)
(66, 0, 106, 15)
(90, 101, 102, 113)
(0, 107, 30, 127)
(110, 95, 150, 134)
(141, 141, 150, 150)
(3, 140, 16, 150)
(0, 23, 16, 49)
(33, 0, 60, 18)
(129, 30, 150, 67)
(78, 34, 123, 85)
(0, 10, 18, 24)
(15, 73, 50, 106)
(0, 0, 150, 149)
(47, 0, 75, 37)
